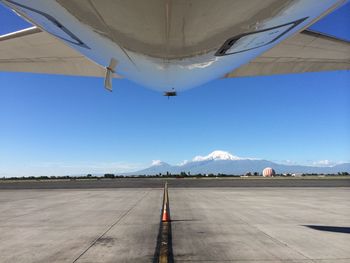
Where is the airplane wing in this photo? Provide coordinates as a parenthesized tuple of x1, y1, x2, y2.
(0, 26, 119, 78)
(1, 26, 348, 80)
(225, 30, 350, 78)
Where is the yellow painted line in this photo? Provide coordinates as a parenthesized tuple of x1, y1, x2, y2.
(157, 182, 172, 263)
(159, 222, 170, 263)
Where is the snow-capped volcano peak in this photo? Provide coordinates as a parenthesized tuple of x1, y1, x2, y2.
(193, 150, 242, 162)
(151, 160, 167, 166)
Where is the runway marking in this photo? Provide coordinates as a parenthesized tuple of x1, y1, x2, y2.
(71, 190, 150, 263)
(154, 183, 173, 263)
(157, 221, 173, 263)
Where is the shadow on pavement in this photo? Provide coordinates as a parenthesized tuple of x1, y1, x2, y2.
(304, 225, 350, 234)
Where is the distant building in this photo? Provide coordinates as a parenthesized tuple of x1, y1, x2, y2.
(262, 167, 275, 177)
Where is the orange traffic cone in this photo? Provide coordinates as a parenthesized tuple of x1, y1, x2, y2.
(161, 182, 171, 222)
(161, 204, 170, 222)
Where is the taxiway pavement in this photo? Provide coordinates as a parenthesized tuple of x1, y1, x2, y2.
(0, 186, 349, 262)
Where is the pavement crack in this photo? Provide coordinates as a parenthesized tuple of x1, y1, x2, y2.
(252, 224, 316, 262)
(221, 195, 315, 262)
(71, 190, 150, 263)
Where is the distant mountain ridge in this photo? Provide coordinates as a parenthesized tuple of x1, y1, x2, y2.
(127, 151, 350, 175)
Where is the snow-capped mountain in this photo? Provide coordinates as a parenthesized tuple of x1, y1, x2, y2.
(126, 151, 350, 175)
(192, 150, 244, 161)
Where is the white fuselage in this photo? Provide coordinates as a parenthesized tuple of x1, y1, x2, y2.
(1, 0, 346, 92)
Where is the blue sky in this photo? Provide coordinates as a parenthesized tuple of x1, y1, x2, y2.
(0, 3, 349, 176)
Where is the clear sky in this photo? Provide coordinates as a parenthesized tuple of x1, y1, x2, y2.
(0, 3, 349, 176)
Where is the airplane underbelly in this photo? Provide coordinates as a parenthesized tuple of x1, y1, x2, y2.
(2, 0, 346, 92)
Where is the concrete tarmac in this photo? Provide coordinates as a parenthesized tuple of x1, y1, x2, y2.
(0, 187, 349, 262)
(0, 189, 162, 263)
(170, 188, 350, 262)
(0, 177, 349, 189)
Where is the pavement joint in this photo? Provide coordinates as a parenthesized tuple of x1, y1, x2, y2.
(71, 190, 150, 263)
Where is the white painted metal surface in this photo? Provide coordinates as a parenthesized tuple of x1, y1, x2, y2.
(0, 0, 348, 92)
